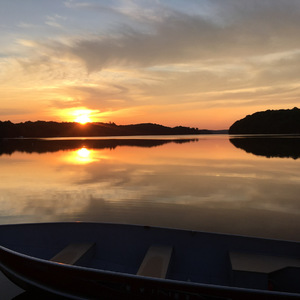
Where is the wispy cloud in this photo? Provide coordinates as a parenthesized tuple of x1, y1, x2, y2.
(45, 14, 67, 28)
(18, 22, 40, 29)
(51, 1, 300, 72)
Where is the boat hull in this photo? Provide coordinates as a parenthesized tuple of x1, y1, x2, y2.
(0, 222, 299, 299)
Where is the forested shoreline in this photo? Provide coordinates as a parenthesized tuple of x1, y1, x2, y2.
(0, 121, 225, 138)
(229, 107, 300, 134)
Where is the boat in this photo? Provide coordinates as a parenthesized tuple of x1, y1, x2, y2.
(0, 222, 299, 299)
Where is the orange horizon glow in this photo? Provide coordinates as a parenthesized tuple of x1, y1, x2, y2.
(0, 103, 296, 130)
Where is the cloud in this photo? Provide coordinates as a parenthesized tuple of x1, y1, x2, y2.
(45, 14, 68, 29)
(10, 1, 300, 87)
(53, 0, 300, 72)
(252, 51, 300, 86)
(0, 108, 33, 116)
(52, 84, 133, 111)
(64, 0, 172, 23)
(17, 22, 39, 29)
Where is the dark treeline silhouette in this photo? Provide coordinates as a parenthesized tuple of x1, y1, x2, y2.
(229, 107, 300, 134)
(0, 138, 198, 156)
(230, 136, 300, 159)
(0, 121, 221, 138)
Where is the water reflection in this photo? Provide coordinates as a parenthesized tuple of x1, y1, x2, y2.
(0, 135, 299, 240)
(0, 137, 198, 155)
(230, 135, 300, 159)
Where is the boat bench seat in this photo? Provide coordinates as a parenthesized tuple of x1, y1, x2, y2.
(137, 245, 173, 278)
(230, 251, 300, 274)
(230, 251, 300, 290)
(50, 242, 95, 265)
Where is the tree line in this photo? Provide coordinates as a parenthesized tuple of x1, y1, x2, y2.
(0, 121, 212, 138)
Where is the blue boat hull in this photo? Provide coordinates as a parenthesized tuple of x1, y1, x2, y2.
(0, 222, 299, 299)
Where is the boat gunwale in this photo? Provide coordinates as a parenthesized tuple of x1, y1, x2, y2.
(1, 221, 299, 244)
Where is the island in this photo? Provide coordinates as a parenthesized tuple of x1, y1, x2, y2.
(229, 107, 300, 134)
(0, 121, 227, 138)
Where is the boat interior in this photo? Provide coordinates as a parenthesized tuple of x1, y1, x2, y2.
(1, 222, 300, 294)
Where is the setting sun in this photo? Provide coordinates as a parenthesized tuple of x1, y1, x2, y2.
(74, 109, 92, 124)
(75, 115, 91, 124)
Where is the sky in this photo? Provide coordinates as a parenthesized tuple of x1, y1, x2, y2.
(0, 0, 300, 129)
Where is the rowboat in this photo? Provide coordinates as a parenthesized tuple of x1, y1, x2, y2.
(0, 222, 299, 299)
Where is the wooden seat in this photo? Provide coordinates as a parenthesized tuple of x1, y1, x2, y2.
(137, 245, 173, 278)
(50, 242, 95, 265)
(230, 251, 300, 273)
(230, 251, 300, 290)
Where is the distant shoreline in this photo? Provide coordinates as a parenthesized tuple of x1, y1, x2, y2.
(0, 121, 228, 138)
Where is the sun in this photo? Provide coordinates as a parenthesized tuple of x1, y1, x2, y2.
(75, 114, 91, 124)
(74, 109, 92, 124)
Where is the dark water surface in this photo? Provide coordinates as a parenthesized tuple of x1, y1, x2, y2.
(1, 135, 299, 298)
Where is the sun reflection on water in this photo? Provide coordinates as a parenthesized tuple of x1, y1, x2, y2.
(76, 147, 93, 164)
(78, 147, 90, 158)
(63, 147, 110, 164)
(66, 147, 94, 164)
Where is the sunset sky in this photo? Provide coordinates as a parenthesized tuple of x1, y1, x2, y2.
(1, 0, 299, 129)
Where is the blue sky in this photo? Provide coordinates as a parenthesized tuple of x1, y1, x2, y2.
(1, 0, 300, 128)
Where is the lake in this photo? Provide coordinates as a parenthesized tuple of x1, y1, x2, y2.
(1, 134, 300, 299)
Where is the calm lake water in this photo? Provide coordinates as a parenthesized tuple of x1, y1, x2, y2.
(1, 134, 300, 299)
